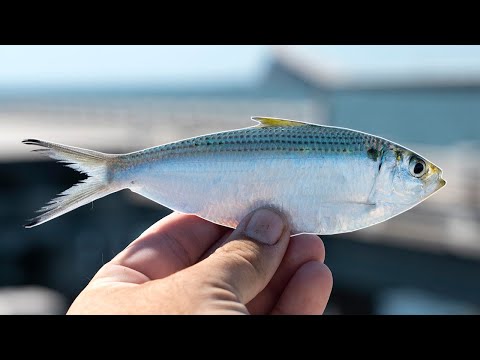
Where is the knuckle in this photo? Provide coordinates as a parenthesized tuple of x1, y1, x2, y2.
(215, 240, 267, 279)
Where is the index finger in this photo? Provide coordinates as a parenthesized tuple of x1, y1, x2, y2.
(110, 212, 229, 280)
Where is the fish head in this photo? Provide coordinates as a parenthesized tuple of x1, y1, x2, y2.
(373, 145, 446, 208)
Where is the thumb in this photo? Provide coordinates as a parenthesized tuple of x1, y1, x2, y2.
(196, 208, 291, 305)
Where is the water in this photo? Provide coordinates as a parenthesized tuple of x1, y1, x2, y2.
(331, 89, 480, 147)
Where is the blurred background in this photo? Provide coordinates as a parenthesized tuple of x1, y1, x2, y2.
(1, 45, 479, 314)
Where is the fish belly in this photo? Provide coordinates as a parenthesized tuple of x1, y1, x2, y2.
(129, 152, 379, 235)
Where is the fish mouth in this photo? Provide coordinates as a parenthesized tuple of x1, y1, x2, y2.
(437, 177, 447, 190)
(428, 162, 446, 191)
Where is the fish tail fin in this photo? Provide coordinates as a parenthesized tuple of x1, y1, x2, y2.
(22, 139, 124, 228)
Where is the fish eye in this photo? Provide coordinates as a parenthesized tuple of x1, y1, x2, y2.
(409, 157, 427, 178)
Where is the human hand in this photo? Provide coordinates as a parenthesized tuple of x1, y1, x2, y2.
(67, 208, 333, 314)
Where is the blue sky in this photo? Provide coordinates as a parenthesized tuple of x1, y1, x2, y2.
(1, 45, 480, 88)
(0, 46, 267, 88)
(302, 45, 480, 81)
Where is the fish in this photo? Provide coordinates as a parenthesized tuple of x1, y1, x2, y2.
(23, 116, 446, 235)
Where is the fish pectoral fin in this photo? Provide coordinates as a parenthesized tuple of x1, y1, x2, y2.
(344, 201, 376, 206)
(251, 116, 316, 127)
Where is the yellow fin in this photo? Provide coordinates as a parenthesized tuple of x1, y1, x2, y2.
(251, 116, 311, 127)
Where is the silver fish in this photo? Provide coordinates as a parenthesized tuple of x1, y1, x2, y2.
(23, 116, 446, 235)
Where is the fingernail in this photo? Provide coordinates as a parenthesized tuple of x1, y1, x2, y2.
(244, 208, 285, 245)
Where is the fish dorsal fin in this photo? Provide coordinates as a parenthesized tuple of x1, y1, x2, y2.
(251, 116, 314, 127)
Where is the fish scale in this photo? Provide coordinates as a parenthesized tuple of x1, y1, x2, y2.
(125, 126, 382, 164)
(23, 116, 445, 234)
